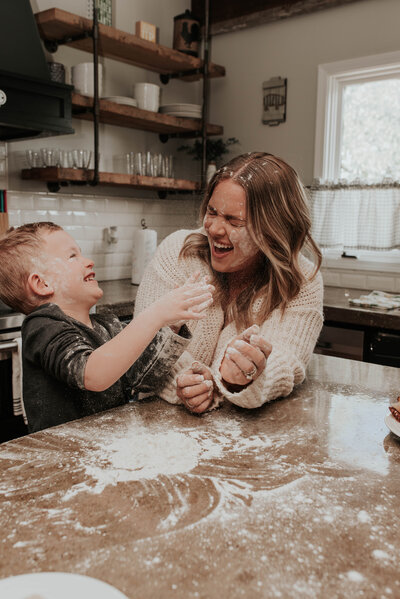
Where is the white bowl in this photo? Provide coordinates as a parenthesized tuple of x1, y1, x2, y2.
(71, 62, 103, 97)
(132, 82, 160, 112)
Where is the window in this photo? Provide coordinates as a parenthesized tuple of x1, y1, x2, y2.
(312, 51, 400, 270)
(340, 78, 400, 183)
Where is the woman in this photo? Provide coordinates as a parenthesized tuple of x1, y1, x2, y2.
(134, 152, 323, 413)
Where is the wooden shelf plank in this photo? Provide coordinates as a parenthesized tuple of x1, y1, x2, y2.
(72, 93, 223, 136)
(21, 168, 201, 192)
(35, 8, 225, 81)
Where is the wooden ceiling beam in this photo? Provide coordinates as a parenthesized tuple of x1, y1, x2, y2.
(191, 0, 365, 35)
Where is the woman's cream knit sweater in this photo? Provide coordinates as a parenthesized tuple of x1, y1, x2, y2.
(134, 229, 324, 409)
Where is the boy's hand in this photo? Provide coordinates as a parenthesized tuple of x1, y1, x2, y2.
(176, 361, 214, 414)
(152, 272, 214, 328)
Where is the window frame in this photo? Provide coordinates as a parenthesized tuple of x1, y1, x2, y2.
(314, 50, 400, 182)
(313, 51, 400, 273)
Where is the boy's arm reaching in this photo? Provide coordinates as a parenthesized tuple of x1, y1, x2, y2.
(84, 279, 213, 392)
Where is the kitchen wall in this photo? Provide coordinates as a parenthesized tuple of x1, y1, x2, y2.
(5, 0, 400, 288)
(207, 0, 400, 292)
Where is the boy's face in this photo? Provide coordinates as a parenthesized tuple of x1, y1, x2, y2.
(37, 230, 103, 309)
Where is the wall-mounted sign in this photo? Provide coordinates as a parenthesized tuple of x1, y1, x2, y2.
(262, 77, 287, 126)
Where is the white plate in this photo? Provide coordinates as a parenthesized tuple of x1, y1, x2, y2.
(162, 111, 202, 118)
(385, 412, 400, 437)
(0, 572, 128, 599)
(102, 96, 137, 107)
(159, 103, 201, 113)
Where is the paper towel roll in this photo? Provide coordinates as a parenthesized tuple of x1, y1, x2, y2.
(131, 227, 157, 284)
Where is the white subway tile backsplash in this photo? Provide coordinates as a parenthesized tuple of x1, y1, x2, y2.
(84, 198, 105, 212)
(60, 198, 85, 211)
(8, 210, 21, 227)
(33, 197, 60, 211)
(10, 194, 34, 210)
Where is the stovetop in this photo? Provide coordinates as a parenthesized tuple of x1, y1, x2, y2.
(0, 310, 24, 333)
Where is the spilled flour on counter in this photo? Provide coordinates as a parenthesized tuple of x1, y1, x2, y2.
(59, 416, 275, 502)
(63, 429, 201, 499)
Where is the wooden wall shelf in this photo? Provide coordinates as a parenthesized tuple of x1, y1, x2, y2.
(21, 168, 200, 193)
(72, 93, 223, 137)
(35, 8, 225, 81)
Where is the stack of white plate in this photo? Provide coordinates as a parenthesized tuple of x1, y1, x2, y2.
(159, 103, 202, 118)
(102, 96, 138, 107)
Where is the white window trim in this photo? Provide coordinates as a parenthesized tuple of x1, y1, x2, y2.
(314, 51, 400, 274)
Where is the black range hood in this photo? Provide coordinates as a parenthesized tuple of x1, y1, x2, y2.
(0, 0, 74, 141)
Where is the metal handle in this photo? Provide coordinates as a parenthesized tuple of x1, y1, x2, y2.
(0, 340, 18, 351)
(0, 90, 7, 106)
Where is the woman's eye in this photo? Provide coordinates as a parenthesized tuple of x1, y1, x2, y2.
(230, 220, 246, 228)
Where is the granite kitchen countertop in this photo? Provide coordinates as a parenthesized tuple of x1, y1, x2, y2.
(1, 354, 399, 598)
(96, 279, 400, 330)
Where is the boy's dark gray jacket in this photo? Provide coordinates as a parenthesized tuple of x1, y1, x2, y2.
(21, 303, 191, 433)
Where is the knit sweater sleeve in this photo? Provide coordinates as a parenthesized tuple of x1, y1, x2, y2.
(212, 266, 324, 409)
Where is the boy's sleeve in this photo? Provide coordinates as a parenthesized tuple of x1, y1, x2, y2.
(22, 316, 93, 390)
(124, 325, 192, 393)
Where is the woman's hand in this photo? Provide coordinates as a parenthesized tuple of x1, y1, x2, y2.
(220, 325, 272, 388)
(176, 361, 214, 414)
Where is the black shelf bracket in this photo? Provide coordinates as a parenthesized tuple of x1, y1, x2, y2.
(47, 181, 61, 193)
(159, 131, 203, 143)
(159, 67, 204, 85)
(159, 134, 169, 144)
(44, 30, 92, 54)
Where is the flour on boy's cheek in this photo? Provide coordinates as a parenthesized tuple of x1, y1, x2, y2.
(40, 256, 82, 303)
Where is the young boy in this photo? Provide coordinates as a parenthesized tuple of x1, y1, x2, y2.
(0, 222, 214, 433)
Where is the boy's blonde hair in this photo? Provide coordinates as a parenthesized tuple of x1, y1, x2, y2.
(0, 222, 62, 314)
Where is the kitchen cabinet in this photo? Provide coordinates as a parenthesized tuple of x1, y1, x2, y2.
(21, 8, 226, 195)
(315, 286, 400, 367)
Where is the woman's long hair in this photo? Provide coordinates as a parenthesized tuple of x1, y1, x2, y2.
(180, 152, 322, 329)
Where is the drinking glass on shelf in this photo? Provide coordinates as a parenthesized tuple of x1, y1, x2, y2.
(162, 154, 174, 178)
(113, 153, 132, 174)
(59, 150, 74, 168)
(132, 152, 145, 175)
(152, 153, 163, 177)
(145, 151, 153, 177)
(40, 147, 60, 167)
(25, 149, 44, 168)
(72, 149, 92, 169)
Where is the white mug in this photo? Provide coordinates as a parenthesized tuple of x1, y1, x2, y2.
(71, 62, 103, 97)
(133, 82, 160, 112)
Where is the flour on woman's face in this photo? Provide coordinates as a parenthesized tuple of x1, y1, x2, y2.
(204, 179, 261, 276)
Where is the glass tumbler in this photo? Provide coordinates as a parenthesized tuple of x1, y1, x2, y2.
(40, 147, 60, 167)
(26, 149, 44, 168)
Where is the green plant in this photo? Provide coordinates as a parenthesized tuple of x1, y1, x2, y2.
(177, 137, 239, 165)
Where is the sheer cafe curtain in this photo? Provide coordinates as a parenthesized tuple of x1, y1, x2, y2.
(308, 182, 400, 251)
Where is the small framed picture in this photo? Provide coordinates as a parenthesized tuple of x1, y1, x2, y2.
(87, 0, 113, 27)
(262, 77, 287, 126)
